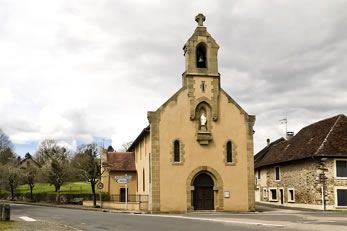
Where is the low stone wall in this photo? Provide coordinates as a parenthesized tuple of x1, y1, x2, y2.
(257, 201, 338, 210)
(83, 200, 148, 211)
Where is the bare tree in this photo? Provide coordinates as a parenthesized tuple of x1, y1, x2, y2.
(24, 164, 38, 201)
(2, 164, 22, 200)
(0, 129, 13, 151)
(36, 139, 69, 203)
(34, 139, 62, 164)
(118, 141, 133, 152)
(71, 143, 100, 207)
(0, 129, 15, 165)
(48, 158, 66, 191)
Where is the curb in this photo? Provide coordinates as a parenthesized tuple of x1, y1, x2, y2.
(3, 200, 260, 215)
(255, 202, 342, 213)
(1, 200, 146, 214)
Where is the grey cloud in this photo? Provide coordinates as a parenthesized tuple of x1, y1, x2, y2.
(1, 0, 347, 154)
(0, 1, 10, 34)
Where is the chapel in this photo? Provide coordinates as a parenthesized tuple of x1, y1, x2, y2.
(101, 14, 256, 212)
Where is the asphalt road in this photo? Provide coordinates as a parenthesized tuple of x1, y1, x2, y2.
(8, 203, 347, 231)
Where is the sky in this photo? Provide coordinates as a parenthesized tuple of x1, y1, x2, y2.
(0, 0, 346, 156)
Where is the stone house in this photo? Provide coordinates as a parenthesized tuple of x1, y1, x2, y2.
(18, 153, 41, 170)
(254, 114, 347, 210)
(101, 14, 256, 212)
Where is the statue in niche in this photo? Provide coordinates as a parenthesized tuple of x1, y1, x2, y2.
(200, 112, 207, 131)
(195, 102, 213, 144)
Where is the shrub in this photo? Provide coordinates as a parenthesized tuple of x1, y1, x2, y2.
(101, 192, 110, 201)
(0, 191, 10, 200)
(11, 192, 97, 203)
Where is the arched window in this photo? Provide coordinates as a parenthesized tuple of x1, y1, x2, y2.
(226, 141, 232, 163)
(136, 174, 138, 192)
(143, 168, 145, 192)
(196, 44, 207, 68)
(174, 140, 180, 162)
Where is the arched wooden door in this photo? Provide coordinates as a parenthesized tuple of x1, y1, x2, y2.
(193, 173, 214, 210)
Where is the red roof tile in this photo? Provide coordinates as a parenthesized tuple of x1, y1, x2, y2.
(106, 152, 136, 171)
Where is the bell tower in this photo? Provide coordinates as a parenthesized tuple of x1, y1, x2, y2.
(183, 13, 220, 77)
(183, 14, 220, 145)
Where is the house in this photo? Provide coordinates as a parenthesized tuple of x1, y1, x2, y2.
(255, 114, 347, 210)
(101, 14, 256, 212)
(100, 151, 145, 210)
(18, 153, 41, 170)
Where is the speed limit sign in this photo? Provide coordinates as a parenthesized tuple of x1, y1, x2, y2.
(97, 181, 104, 190)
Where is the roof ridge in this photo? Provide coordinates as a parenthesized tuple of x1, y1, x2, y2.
(302, 114, 343, 130)
(314, 114, 342, 155)
(254, 137, 285, 166)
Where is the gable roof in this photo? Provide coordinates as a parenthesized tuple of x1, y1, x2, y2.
(106, 152, 136, 172)
(255, 114, 347, 169)
(127, 126, 150, 152)
(126, 88, 185, 152)
(254, 137, 285, 164)
(127, 87, 253, 152)
(18, 155, 41, 168)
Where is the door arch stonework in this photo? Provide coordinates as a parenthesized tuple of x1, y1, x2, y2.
(193, 173, 214, 210)
(186, 166, 224, 211)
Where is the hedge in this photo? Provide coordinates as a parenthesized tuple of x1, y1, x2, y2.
(0, 191, 110, 203)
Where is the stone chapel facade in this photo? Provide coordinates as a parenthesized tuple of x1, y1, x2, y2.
(101, 14, 256, 212)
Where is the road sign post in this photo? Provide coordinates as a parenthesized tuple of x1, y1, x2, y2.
(97, 181, 104, 208)
(99, 190, 102, 208)
(125, 174, 128, 210)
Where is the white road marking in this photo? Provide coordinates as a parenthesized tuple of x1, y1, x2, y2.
(19, 216, 37, 222)
(139, 214, 285, 227)
(314, 220, 336, 223)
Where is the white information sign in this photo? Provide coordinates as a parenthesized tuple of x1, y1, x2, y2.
(115, 175, 132, 184)
(224, 191, 230, 198)
(117, 178, 128, 184)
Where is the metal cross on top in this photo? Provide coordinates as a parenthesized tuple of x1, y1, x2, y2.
(195, 13, 206, 27)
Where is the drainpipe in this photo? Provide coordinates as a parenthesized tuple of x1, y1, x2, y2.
(319, 158, 328, 211)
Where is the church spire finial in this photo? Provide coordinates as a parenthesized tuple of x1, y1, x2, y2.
(195, 13, 206, 27)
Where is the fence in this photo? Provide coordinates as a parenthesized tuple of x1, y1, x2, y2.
(110, 194, 148, 203)
(105, 194, 149, 211)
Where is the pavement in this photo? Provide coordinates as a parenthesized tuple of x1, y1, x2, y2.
(0, 199, 143, 214)
(5, 220, 78, 231)
(2, 201, 347, 231)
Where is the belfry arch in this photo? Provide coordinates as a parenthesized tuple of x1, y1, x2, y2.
(196, 43, 207, 68)
(186, 166, 224, 211)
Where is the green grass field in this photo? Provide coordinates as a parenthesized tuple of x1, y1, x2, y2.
(0, 221, 15, 230)
(17, 182, 92, 194)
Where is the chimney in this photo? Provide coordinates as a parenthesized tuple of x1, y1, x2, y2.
(266, 138, 270, 146)
(286, 131, 294, 140)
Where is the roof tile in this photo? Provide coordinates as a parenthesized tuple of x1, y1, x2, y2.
(255, 114, 347, 168)
(106, 152, 136, 171)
